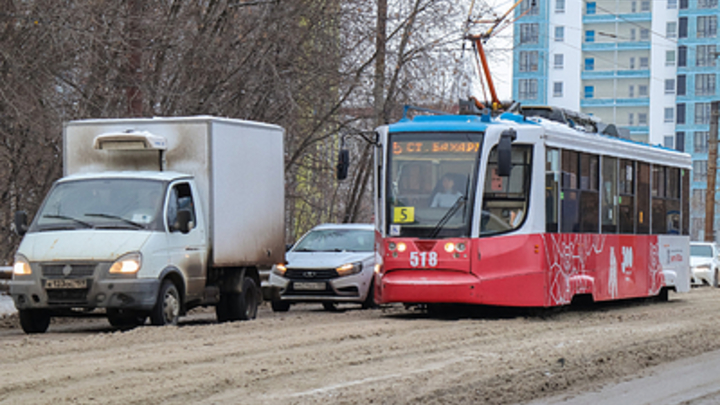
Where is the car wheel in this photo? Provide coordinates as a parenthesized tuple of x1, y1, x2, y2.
(361, 279, 378, 309)
(271, 298, 291, 312)
(322, 302, 338, 311)
(150, 280, 181, 326)
(18, 309, 51, 334)
(107, 309, 147, 329)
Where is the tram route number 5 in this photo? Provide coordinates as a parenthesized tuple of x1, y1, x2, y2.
(410, 251, 438, 268)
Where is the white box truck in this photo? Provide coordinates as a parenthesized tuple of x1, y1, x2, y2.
(10, 116, 285, 333)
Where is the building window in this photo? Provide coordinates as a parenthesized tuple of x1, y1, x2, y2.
(629, 57, 636, 69)
(664, 136, 674, 148)
(698, 16, 718, 38)
(640, 28, 650, 41)
(519, 0, 540, 15)
(676, 131, 685, 152)
(518, 79, 538, 99)
(628, 113, 635, 125)
(629, 85, 635, 97)
(696, 74, 717, 96)
(680, 0, 688, 8)
(585, 58, 595, 71)
(587, 2, 597, 14)
(553, 82, 564, 97)
(639, 85, 648, 97)
(639, 57, 649, 68)
(556, 0, 566, 12)
(677, 75, 686, 95)
(677, 103, 686, 124)
(696, 45, 717, 67)
(668, 0, 677, 8)
(695, 131, 710, 153)
(520, 24, 539, 44)
(641, 0, 651, 11)
(694, 161, 708, 182)
(666, 22, 677, 38)
(664, 108, 675, 122)
(584, 86, 595, 99)
(555, 26, 565, 42)
(698, 0, 718, 8)
(519, 51, 539, 72)
(554, 54, 564, 69)
(632, 1, 637, 12)
(638, 113, 648, 125)
(630, 28, 637, 41)
(696, 103, 712, 125)
(666, 50, 676, 66)
(678, 46, 687, 67)
(679, 17, 688, 38)
(586, 30, 596, 42)
(665, 79, 675, 94)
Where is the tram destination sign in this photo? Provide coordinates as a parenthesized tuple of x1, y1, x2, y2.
(392, 141, 480, 155)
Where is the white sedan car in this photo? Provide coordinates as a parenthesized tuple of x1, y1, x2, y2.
(690, 242, 720, 287)
(269, 224, 376, 312)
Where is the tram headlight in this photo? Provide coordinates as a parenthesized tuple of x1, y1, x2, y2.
(456, 243, 466, 252)
(397, 243, 407, 252)
(388, 242, 396, 251)
(444, 243, 455, 253)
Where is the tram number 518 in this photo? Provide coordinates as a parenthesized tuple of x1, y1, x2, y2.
(410, 251, 438, 268)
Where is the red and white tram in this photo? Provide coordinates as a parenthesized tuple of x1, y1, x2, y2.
(372, 107, 691, 307)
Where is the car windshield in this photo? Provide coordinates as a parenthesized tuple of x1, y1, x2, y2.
(293, 229, 374, 252)
(691, 245, 714, 258)
(30, 178, 166, 232)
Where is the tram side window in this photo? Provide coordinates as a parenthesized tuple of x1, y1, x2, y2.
(636, 162, 651, 234)
(601, 156, 618, 233)
(560, 150, 579, 233)
(481, 145, 533, 235)
(546, 148, 560, 233)
(682, 168, 690, 235)
(653, 166, 681, 234)
(619, 159, 635, 234)
(579, 153, 599, 233)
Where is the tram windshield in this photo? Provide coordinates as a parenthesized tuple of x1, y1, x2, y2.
(386, 132, 482, 238)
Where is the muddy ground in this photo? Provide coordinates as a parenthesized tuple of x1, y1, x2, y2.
(2, 288, 720, 405)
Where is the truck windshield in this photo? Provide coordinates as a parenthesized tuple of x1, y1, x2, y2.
(386, 132, 483, 238)
(30, 179, 167, 232)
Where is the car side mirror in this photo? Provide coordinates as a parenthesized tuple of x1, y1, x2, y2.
(336, 149, 349, 181)
(497, 128, 517, 177)
(14, 211, 28, 236)
(173, 209, 192, 234)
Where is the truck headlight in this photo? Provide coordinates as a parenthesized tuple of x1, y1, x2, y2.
(272, 264, 287, 276)
(336, 262, 362, 277)
(13, 255, 31, 276)
(109, 252, 142, 274)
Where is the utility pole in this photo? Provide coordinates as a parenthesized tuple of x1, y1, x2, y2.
(705, 101, 720, 242)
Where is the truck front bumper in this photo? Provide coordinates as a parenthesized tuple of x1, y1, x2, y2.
(10, 278, 159, 311)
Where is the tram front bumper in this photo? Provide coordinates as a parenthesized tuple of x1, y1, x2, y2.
(378, 270, 481, 304)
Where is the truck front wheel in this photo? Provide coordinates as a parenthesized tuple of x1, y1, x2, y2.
(150, 280, 180, 326)
(19, 309, 51, 334)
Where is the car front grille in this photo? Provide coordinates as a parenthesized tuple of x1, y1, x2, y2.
(285, 268, 338, 280)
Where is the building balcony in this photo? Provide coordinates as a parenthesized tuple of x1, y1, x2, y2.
(581, 69, 650, 79)
(582, 41, 651, 51)
(580, 98, 650, 107)
(583, 12, 652, 24)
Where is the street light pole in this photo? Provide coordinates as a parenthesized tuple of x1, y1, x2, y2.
(705, 101, 720, 242)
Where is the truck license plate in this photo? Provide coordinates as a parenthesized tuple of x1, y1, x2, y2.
(45, 279, 88, 289)
(294, 282, 326, 291)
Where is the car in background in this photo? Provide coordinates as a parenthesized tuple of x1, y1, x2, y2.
(269, 223, 376, 311)
(690, 242, 720, 287)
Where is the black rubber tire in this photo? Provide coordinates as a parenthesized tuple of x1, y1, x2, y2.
(215, 294, 232, 323)
(361, 280, 378, 309)
(714, 269, 719, 288)
(271, 298, 291, 312)
(224, 277, 260, 321)
(18, 309, 51, 334)
(656, 287, 670, 302)
(107, 309, 147, 329)
(322, 302, 338, 311)
(150, 280, 181, 326)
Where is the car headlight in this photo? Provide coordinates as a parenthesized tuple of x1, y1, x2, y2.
(336, 262, 362, 277)
(13, 255, 31, 276)
(109, 252, 142, 274)
(272, 264, 287, 276)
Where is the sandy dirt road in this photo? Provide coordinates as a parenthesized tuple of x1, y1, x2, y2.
(2, 288, 720, 405)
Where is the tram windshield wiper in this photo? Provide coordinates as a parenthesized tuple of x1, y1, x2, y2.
(42, 214, 94, 229)
(429, 195, 467, 239)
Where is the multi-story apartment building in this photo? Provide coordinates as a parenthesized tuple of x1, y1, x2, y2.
(512, 0, 678, 145)
(513, 0, 720, 240)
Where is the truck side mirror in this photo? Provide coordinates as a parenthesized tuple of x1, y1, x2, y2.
(336, 149, 349, 181)
(14, 211, 28, 236)
(497, 129, 517, 177)
(174, 209, 192, 234)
